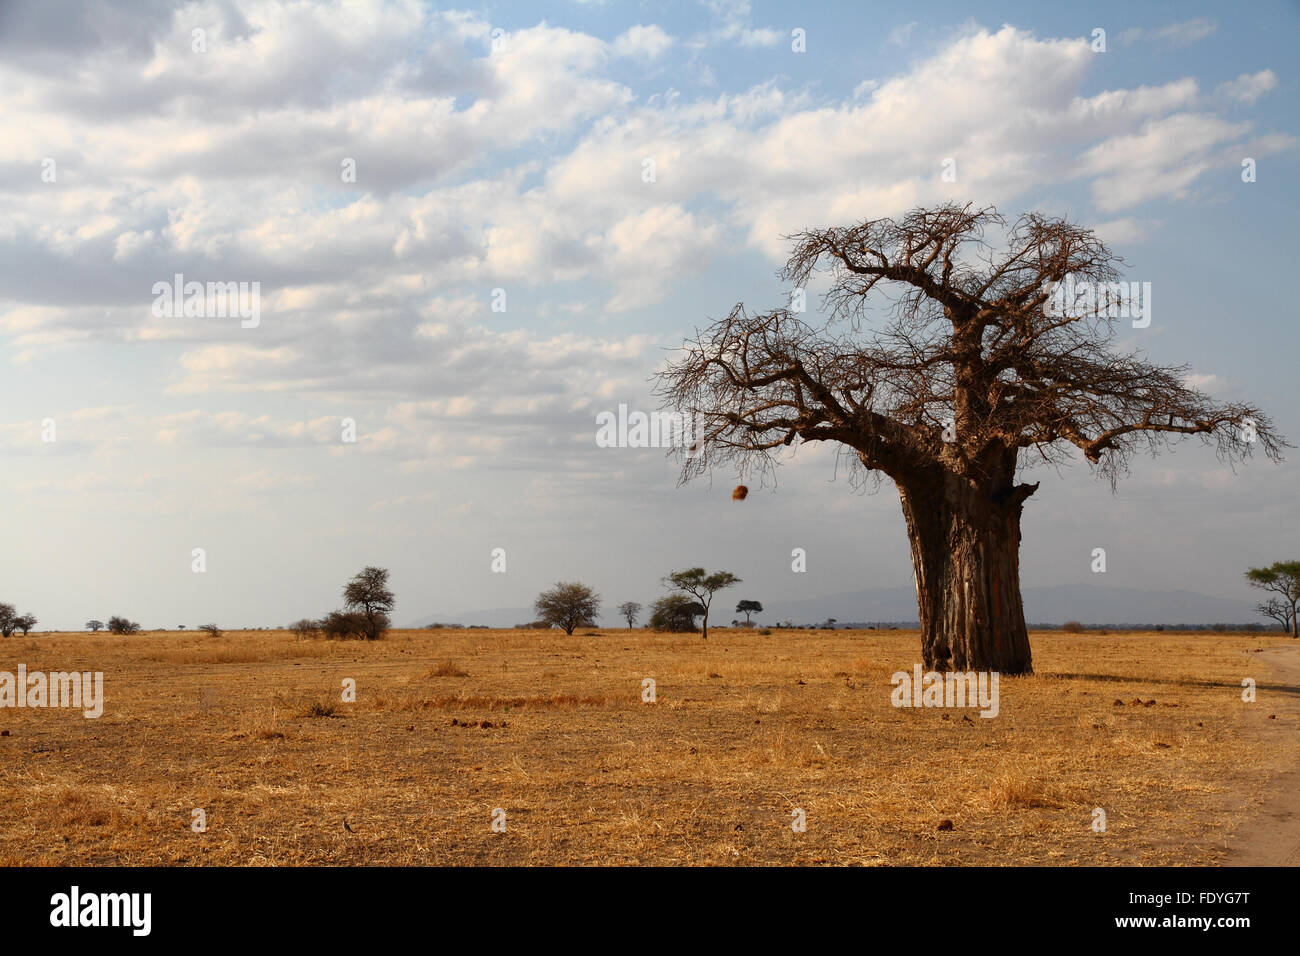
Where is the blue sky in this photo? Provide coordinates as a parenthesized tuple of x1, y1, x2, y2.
(0, 0, 1296, 628)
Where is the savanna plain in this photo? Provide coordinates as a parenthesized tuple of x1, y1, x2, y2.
(1, 627, 1295, 866)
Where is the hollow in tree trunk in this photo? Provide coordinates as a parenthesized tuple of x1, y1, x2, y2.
(898, 471, 1037, 675)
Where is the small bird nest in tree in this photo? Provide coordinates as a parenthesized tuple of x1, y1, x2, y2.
(732, 485, 749, 500)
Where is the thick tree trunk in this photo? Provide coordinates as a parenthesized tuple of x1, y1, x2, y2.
(897, 471, 1036, 675)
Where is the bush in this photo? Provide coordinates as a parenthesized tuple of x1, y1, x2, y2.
(289, 618, 320, 639)
(1061, 620, 1085, 633)
(107, 615, 142, 635)
(198, 623, 222, 638)
(298, 700, 336, 718)
(320, 610, 371, 640)
(426, 660, 470, 677)
(650, 595, 704, 632)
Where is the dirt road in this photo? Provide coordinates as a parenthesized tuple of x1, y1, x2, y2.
(1228, 644, 1300, 866)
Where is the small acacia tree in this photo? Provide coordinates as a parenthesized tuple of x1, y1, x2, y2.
(1246, 561, 1300, 637)
(0, 604, 18, 638)
(107, 616, 141, 634)
(86, 620, 104, 632)
(535, 582, 601, 635)
(342, 566, 394, 640)
(659, 203, 1285, 673)
(664, 568, 740, 640)
(618, 601, 642, 628)
(736, 599, 763, 624)
(16, 614, 36, 636)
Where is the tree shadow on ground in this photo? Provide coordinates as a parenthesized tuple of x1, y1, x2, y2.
(1043, 672, 1300, 697)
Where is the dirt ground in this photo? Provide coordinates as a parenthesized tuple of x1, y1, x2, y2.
(0, 627, 1295, 865)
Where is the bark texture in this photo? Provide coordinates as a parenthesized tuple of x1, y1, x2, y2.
(898, 472, 1036, 674)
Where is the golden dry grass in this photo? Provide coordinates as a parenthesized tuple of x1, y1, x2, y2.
(0, 627, 1295, 866)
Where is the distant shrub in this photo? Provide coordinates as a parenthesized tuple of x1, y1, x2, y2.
(107, 615, 141, 635)
(758, 628, 772, 635)
(1061, 621, 1085, 633)
(320, 610, 370, 640)
(650, 595, 704, 632)
(198, 623, 222, 638)
(426, 660, 469, 678)
(289, 618, 320, 640)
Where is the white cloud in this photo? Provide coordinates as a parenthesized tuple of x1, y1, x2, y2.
(1183, 373, 1224, 393)
(1218, 70, 1278, 105)
(614, 25, 674, 59)
(1092, 217, 1160, 245)
(694, 0, 780, 49)
(1077, 113, 1249, 211)
(1121, 18, 1217, 48)
(1, 14, 1288, 396)
(888, 21, 918, 46)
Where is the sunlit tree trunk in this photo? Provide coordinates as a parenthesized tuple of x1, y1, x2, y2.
(898, 470, 1035, 675)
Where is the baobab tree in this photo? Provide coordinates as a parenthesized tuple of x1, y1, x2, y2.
(658, 203, 1285, 674)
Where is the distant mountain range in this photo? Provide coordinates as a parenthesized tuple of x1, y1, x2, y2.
(409, 583, 1263, 629)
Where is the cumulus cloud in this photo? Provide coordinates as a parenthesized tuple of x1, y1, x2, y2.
(614, 24, 674, 58)
(1218, 70, 1278, 106)
(0, 9, 1288, 430)
(694, 0, 781, 49)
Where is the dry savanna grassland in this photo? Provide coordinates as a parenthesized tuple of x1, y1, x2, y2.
(0, 626, 1295, 866)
